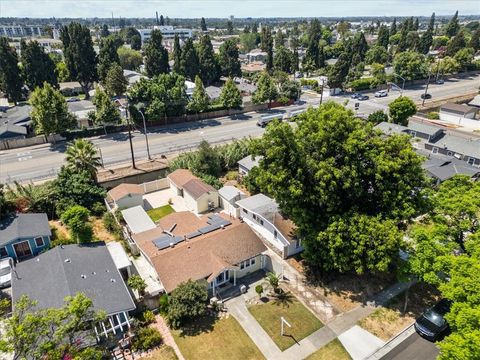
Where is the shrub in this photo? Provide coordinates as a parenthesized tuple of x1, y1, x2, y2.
(225, 170, 238, 181)
(132, 327, 162, 351)
(141, 310, 156, 325)
(368, 110, 389, 125)
(159, 294, 169, 315)
(91, 201, 106, 216)
(255, 284, 263, 298)
(60, 205, 93, 243)
(128, 275, 147, 295)
(102, 212, 117, 233)
(427, 111, 440, 120)
(348, 77, 379, 91)
(167, 279, 208, 329)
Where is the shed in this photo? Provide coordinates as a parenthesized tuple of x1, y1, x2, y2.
(182, 178, 219, 213)
(238, 155, 263, 176)
(218, 186, 246, 217)
(107, 183, 144, 209)
(121, 206, 156, 234)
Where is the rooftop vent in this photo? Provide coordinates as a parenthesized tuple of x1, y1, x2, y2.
(110, 278, 116, 283)
(64, 258, 71, 263)
(105, 269, 110, 273)
(92, 271, 96, 275)
(170, 242, 174, 248)
(80, 274, 87, 279)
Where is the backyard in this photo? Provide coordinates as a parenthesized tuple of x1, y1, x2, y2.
(358, 282, 440, 341)
(146, 345, 178, 360)
(172, 314, 265, 360)
(147, 205, 175, 222)
(305, 339, 352, 360)
(248, 293, 323, 351)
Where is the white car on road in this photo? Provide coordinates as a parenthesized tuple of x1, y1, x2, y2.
(0, 258, 13, 288)
(374, 90, 388, 98)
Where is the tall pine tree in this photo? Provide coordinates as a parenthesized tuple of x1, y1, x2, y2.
(445, 11, 460, 37)
(0, 37, 23, 104)
(218, 38, 241, 78)
(180, 38, 199, 81)
(197, 34, 219, 85)
(144, 29, 169, 77)
(20, 40, 57, 90)
(172, 34, 182, 74)
(98, 35, 121, 83)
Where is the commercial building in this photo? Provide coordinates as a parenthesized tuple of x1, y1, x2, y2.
(0, 25, 42, 38)
(138, 26, 192, 44)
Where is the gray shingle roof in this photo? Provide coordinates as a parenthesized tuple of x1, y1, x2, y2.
(12, 242, 136, 315)
(422, 155, 480, 181)
(0, 124, 27, 137)
(236, 193, 278, 215)
(374, 122, 409, 136)
(430, 134, 480, 159)
(407, 122, 443, 136)
(0, 213, 51, 246)
(238, 155, 263, 171)
(218, 186, 245, 202)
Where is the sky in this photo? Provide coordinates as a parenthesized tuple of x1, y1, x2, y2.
(0, 0, 479, 18)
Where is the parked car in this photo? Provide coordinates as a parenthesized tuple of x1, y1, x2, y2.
(358, 95, 369, 101)
(421, 93, 432, 99)
(374, 90, 388, 98)
(66, 97, 81, 103)
(436, 79, 444, 85)
(351, 93, 361, 99)
(0, 258, 13, 288)
(257, 114, 282, 128)
(414, 299, 451, 341)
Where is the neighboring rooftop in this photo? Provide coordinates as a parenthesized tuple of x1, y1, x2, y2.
(430, 134, 480, 159)
(236, 193, 278, 215)
(407, 121, 444, 136)
(121, 206, 156, 234)
(0, 213, 51, 246)
(107, 183, 144, 202)
(440, 103, 478, 115)
(374, 122, 408, 136)
(272, 213, 297, 245)
(422, 154, 480, 182)
(238, 155, 263, 172)
(167, 169, 198, 189)
(0, 123, 27, 137)
(12, 242, 135, 315)
(106, 241, 132, 271)
(183, 178, 217, 200)
(218, 186, 245, 202)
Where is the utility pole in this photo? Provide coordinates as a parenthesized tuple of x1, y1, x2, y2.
(125, 101, 136, 169)
(319, 77, 326, 106)
(136, 104, 152, 161)
(422, 70, 432, 107)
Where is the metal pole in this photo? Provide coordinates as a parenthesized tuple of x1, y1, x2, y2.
(422, 70, 432, 106)
(97, 147, 104, 167)
(125, 104, 136, 169)
(319, 79, 324, 106)
(139, 110, 151, 160)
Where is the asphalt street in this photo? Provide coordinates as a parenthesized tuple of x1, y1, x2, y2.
(1, 73, 478, 184)
(380, 332, 439, 360)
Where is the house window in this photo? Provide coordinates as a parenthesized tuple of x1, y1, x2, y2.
(240, 262, 245, 270)
(250, 258, 256, 266)
(35, 237, 44, 247)
(0, 247, 7, 257)
(468, 157, 475, 166)
(260, 219, 264, 226)
(432, 147, 439, 154)
(295, 239, 301, 249)
(242, 209, 248, 214)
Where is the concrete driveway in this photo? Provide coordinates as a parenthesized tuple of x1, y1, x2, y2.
(338, 325, 385, 360)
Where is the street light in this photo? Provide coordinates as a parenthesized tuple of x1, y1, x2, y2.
(393, 73, 406, 95)
(422, 70, 432, 107)
(135, 103, 152, 161)
(125, 98, 136, 169)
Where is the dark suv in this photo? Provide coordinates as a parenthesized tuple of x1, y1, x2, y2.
(414, 299, 451, 341)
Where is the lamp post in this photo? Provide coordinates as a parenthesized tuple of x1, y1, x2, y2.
(422, 70, 432, 107)
(135, 103, 152, 161)
(393, 73, 406, 95)
(319, 76, 327, 106)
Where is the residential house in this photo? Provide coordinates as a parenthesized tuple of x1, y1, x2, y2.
(123, 70, 146, 88)
(406, 122, 445, 142)
(107, 183, 144, 210)
(167, 169, 218, 213)
(0, 213, 51, 261)
(218, 186, 246, 218)
(0, 124, 27, 140)
(11, 242, 136, 340)
(121, 206, 156, 235)
(374, 122, 409, 136)
(59, 81, 83, 96)
(238, 155, 263, 176)
(425, 134, 480, 167)
(246, 49, 267, 63)
(421, 151, 480, 184)
(439, 103, 479, 129)
(67, 100, 96, 128)
(236, 194, 303, 259)
(131, 211, 267, 295)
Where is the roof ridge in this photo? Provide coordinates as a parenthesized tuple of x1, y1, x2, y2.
(55, 246, 74, 298)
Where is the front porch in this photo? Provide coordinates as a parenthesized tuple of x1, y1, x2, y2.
(209, 270, 266, 301)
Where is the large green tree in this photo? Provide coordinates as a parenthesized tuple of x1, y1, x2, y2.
(172, 34, 182, 74)
(61, 23, 98, 99)
(105, 63, 128, 96)
(218, 38, 241, 78)
(220, 78, 242, 109)
(418, 12, 435, 54)
(274, 46, 294, 73)
(393, 51, 428, 81)
(65, 138, 102, 179)
(98, 35, 122, 83)
(144, 29, 169, 77)
(250, 102, 426, 272)
(365, 45, 389, 65)
(30, 82, 77, 136)
(447, 30, 467, 56)
(0, 37, 24, 104)
(117, 46, 143, 71)
(445, 10, 460, 37)
(252, 71, 278, 106)
(0, 293, 105, 360)
(377, 25, 390, 49)
(20, 40, 57, 90)
(388, 96, 417, 126)
(197, 34, 220, 85)
(93, 86, 121, 125)
(166, 279, 208, 329)
(327, 52, 350, 89)
(188, 75, 210, 113)
(179, 38, 199, 81)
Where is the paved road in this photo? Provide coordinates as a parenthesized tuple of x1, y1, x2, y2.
(1, 73, 478, 184)
(380, 332, 439, 360)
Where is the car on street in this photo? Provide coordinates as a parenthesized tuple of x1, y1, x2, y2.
(421, 93, 432, 99)
(414, 299, 451, 341)
(0, 258, 13, 288)
(436, 79, 444, 85)
(257, 114, 282, 127)
(351, 93, 362, 99)
(358, 95, 369, 101)
(375, 90, 388, 97)
(66, 97, 81, 102)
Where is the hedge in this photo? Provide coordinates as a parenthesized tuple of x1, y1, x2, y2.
(348, 77, 379, 91)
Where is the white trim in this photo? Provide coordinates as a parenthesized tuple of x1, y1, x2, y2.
(12, 240, 33, 259)
(116, 314, 124, 332)
(109, 316, 117, 335)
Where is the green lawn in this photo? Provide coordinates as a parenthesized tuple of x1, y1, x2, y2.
(305, 339, 352, 360)
(172, 315, 265, 360)
(248, 294, 323, 351)
(147, 205, 175, 222)
(149, 345, 178, 360)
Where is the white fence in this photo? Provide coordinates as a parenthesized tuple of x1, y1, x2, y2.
(141, 178, 169, 194)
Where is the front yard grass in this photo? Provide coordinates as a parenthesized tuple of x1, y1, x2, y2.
(147, 205, 175, 222)
(172, 314, 265, 360)
(305, 339, 352, 360)
(248, 293, 323, 351)
(358, 282, 440, 341)
(148, 345, 178, 360)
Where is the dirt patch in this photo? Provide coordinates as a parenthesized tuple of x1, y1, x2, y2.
(91, 217, 116, 242)
(358, 282, 440, 341)
(49, 220, 69, 240)
(286, 254, 305, 274)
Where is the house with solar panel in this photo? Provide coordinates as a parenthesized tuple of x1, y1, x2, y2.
(130, 211, 267, 296)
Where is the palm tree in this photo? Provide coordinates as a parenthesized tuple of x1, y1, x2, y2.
(65, 139, 102, 180)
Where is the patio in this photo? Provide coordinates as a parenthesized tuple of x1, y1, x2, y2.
(142, 188, 189, 213)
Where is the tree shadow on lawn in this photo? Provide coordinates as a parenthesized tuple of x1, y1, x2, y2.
(272, 288, 295, 308)
(176, 313, 219, 338)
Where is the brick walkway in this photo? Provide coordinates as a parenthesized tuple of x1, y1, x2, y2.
(151, 315, 185, 360)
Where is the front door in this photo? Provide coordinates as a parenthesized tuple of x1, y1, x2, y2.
(14, 241, 32, 259)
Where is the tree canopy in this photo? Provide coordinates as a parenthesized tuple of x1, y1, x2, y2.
(218, 38, 241, 78)
(388, 96, 417, 126)
(0, 37, 24, 104)
(220, 78, 242, 109)
(144, 29, 169, 77)
(20, 40, 58, 90)
(166, 279, 208, 329)
(197, 34, 220, 85)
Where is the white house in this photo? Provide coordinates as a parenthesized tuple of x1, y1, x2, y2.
(238, 155, 263, 176)
(107, 183, 144, 210)
(236, 194, 303, 259)
(183, 179, 219, 214)
(439, 103, 479, 129)
(218, 186, 246, 217)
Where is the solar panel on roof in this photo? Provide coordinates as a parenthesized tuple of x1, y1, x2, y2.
(215, 219, 232, 227)
(186, 230, 202, 239)
(198, 224, 221, 234)
(172, 236, 184, 245)
(153, 238, 173, 250)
